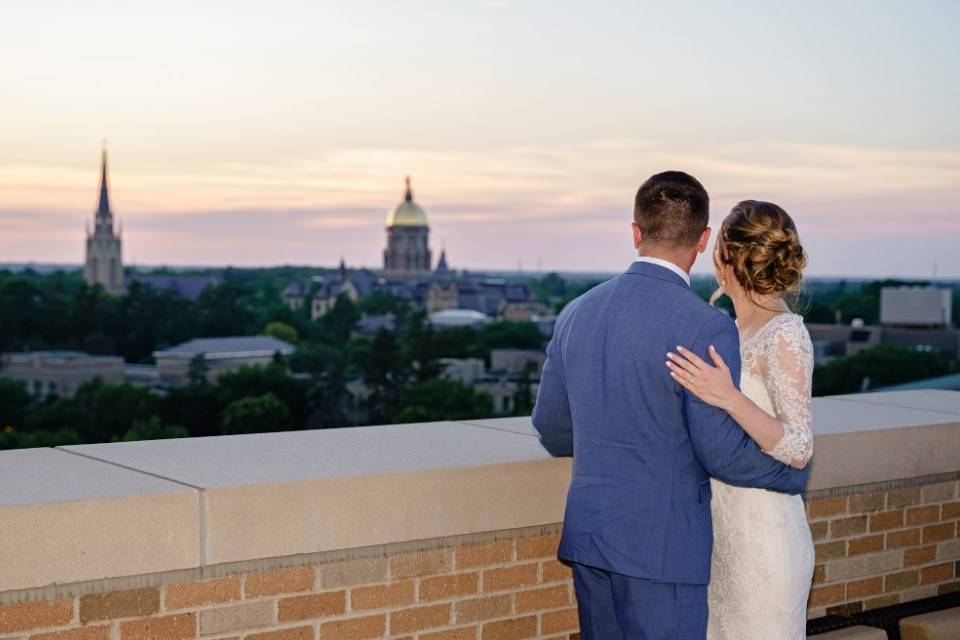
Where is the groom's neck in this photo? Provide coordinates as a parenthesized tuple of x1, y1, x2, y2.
(637, 246, 696, 275)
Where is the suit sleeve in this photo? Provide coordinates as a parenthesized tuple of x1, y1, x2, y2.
(531, 310, 574, 457)
(684, 315, 809, 494)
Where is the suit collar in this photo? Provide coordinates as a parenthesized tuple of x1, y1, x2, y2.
(625, 259, 691, 288)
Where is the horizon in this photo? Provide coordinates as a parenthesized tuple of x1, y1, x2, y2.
(2, 1, 958, 277)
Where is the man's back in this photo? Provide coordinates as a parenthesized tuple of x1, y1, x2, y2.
(533, 260, 808, 584)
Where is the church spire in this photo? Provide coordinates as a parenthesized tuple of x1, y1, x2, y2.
(404, 175, 413, 202)
(96, 143, 112, 223)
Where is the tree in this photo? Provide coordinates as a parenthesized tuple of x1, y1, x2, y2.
(392, 379, 495, 424)
(481, 321, 544, 351)
(88, 382, 161, 443)
(216, 363, 307, 426)
(0, 379, 31, 430)
(364, 328, 408, 423)
(264, 321, 298, 345)
(317, 295, 360, 345)
(220, 392, 292, 435)
(813, 345, 956, 396)
(113, 415, 189, 442)
(188, 353, 210, 386)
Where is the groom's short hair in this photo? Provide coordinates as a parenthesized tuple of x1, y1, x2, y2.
(634, 171, 710, 248)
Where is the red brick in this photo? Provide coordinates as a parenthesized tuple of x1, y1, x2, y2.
(541, 560, 573, 583)
(887, 488, 922, 509)
(165, 575, 240, 609)
(516, 533, 562, 560)
(906, 505, 941, 526)
(808, 497, 846, 519)
(119, 613, 196, 640)
(245, 565, 315, 598)
(865, 594, 899, 610)
(810, 521, 829, 541)
(848, 535, 884, 557)
(481, 616, 537, 640)
(541, 608, 579, 634)
(870, 510, 905, 532)
(905, 545, 938, 566)
(389, 604, 452, 634)
(482, 563, 538, 592)
(320, 614, 386, 640)
(247, 626, 314, 640)
(419, 573, 479, 602)
(0, 600, 73, 634)
(456, 541, 514, 569)
(887, 528, 922, 549)
(943, 501, 960, 520)
(808, 584, 845, 607)
(516, 585, 570, 612)
(812, 565, 826, 584)
(351, 580, 415, 610)
(815, 541, 847, 561)
(80, 588, 159, 623)
(847, 577, 883, 599)
(278, 591, 347, 621)
(920, 563, 955, 585)
(848, 493, 886, 513)
(830, 516, 868, 538)
(29, 625, 111, 640)
(923, 522, 957, 544)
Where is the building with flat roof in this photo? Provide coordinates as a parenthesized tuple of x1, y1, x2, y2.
(880, 286, 952, 328)
(153, 336, 295, 386)
(0, 351, 125, 398)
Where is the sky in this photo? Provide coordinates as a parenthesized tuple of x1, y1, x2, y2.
(1, 1, 958, 277)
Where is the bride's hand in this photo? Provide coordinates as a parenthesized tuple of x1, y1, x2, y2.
(666, 345, 738, 409)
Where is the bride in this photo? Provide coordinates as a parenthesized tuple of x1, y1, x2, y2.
(665, 200, 815, 639)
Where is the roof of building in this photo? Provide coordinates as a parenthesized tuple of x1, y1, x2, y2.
(386, 176, 428, 227)
(872, 372, 960, 392)
(129, 274, 222, 301)
(429, 309, 491, 327)
(154, 336, 295, 359)
(1, 350, 124, 364)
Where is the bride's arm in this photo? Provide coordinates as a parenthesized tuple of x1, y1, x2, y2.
(667, 319, 814, 469)
(666, 346, 792, 462)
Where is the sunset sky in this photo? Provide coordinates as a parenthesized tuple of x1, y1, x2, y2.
(2, 1, 958, 277)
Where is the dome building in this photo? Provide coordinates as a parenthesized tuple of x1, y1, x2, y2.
(383, 177, 431, 276)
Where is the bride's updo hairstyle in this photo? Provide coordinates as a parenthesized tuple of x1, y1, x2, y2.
(712, 200, 807, 306)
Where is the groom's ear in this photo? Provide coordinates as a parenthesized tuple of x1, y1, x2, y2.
(696, 226, 711, 253)
(631, 222, 643, 249)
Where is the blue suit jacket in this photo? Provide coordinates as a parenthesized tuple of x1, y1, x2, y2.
(532, 260, 809, 585)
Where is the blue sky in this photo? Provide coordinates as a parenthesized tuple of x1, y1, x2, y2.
(1, 1, 958, 276)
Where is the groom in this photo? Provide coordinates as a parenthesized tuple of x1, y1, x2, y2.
(532, 171, 809, 639)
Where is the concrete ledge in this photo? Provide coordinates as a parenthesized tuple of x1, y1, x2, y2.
(900, 608, 960, 640)
(0, 390, 957, 594)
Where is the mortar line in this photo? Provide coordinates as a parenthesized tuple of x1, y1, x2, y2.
(828, 396, 960, 418)
(456, 420, 539, 438)
(54, 447, 208, 566)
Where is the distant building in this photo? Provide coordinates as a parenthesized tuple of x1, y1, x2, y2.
(153, 336, 295, 386)
(490, 349, 546, 378)
(0, 351, 124, 398)
(84, 147, 124, 295)
(429, 309, 492, 328)
(880, 286, 952, 328)
(127, 274, 222, 301)
(383, 177, 431, 276)
(439, 358, 486, 385)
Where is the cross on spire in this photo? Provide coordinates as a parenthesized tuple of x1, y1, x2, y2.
(404, 175, 413, 202)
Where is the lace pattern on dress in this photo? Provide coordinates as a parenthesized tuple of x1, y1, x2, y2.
(741, 313, 814, 466)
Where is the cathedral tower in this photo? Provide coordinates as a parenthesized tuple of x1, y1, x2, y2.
(383, 176, 431, 276)
(84, 146, 124, 294)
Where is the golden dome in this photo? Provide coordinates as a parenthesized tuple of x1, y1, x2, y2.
(386, 176, 428, 227)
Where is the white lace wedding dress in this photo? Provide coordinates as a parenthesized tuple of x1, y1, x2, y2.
(707, 312, 816, 639)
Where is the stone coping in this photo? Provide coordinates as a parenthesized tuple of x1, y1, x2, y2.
(0, 389, 958, 594)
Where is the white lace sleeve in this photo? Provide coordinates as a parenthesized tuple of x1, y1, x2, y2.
(761, 316, 814, 466)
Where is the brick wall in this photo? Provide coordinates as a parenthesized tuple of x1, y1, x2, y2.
(806, 478, 960, 620)
(0, 529, 579, 640)
(2, 479, 958, 639)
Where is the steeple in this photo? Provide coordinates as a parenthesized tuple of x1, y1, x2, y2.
(96, 144, 112, 224)
(404, 175, 413, 202)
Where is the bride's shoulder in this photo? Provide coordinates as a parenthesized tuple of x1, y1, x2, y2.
(767, 313, 813, 352)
